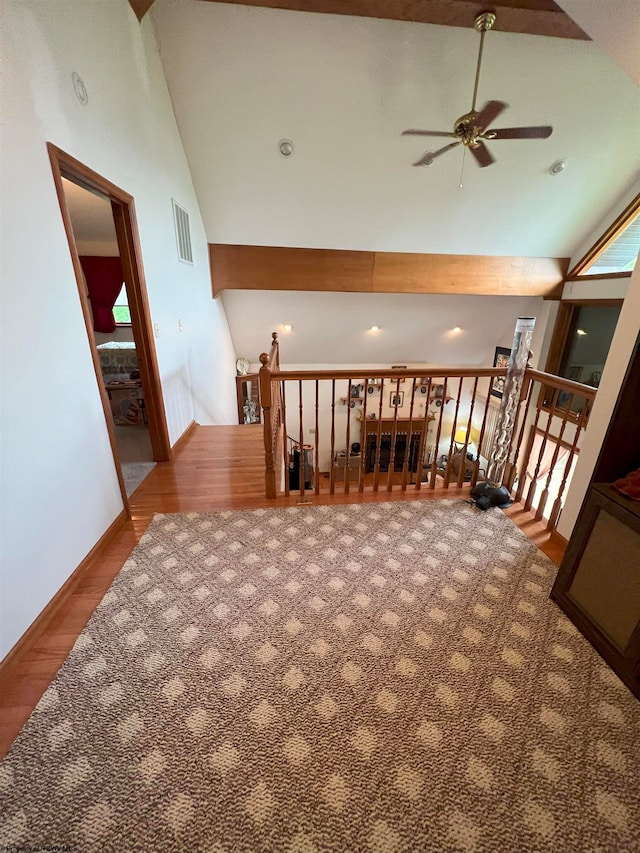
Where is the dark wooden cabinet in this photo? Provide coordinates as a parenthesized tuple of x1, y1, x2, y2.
(551, 333, 640, 699)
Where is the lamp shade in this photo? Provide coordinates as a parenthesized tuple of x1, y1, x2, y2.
(454, 425, 469, 445)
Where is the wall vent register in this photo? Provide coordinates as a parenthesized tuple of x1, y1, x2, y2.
(172, 199, 193, 264)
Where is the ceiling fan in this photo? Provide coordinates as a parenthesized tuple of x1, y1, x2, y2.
(402, 11, 552, 168)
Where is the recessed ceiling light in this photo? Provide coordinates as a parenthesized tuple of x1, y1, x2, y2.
(549, 159, 566, 175)
(282, 323, 293, 332)
(576, 329, 587, 336)
(369, 325, 381, 332)
(279, 139, 294, 158)
(451, 326, 462, 333)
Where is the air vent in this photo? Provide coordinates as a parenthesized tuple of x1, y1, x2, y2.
(172, 199, 193, 264)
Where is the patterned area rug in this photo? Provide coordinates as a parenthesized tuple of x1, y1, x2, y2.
(1, 501, 639, 852)
(122, 461, 156, 497)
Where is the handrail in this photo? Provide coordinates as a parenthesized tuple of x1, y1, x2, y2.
(256, 331, 599, 526)
(270, 367, 506, 381)
(525, 368, 597, 399)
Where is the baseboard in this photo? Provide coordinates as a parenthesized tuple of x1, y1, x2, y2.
(171, 420, 196, 458)
(0, 508, 128, 677)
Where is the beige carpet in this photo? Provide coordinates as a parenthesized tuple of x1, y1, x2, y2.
(1, 501, 639, 852)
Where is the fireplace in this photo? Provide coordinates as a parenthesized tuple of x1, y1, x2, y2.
(365, 432, 421, 473)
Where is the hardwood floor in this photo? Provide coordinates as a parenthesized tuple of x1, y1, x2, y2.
(0, 424, 566, 759)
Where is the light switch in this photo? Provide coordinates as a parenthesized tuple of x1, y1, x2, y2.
(154, 323, 160, 338)
(178, 320, 184, 332)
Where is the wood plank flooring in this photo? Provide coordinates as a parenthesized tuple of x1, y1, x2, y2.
(0, 424, 566, 759)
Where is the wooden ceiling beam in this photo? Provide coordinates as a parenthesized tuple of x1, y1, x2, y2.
(198, 0, 589, 40)
(209, 244, 568, 298)
(128, 0, 157, 22)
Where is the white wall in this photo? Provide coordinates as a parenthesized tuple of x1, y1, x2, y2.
(0, 0, 237, 659)
(153, 0, 639, 258)
(224, 290, 548, 366)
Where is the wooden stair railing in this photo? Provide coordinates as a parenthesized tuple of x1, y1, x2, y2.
(256, 334, 597, 532)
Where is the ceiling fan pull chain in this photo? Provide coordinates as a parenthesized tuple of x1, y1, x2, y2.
(459, 147, 466, 189)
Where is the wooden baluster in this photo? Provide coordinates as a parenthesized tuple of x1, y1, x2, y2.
(298, 379, 305, 497)
(502, 375, 535, 492)
(444, 377, 464, 489)
(314, 380, 320, 495)
(281, 380, 289, 497)
(524, 391, 559, 513)
(429, 378, 448, 490)
(401, 379, 417, 491)
(547, 398, 590, 531)
(471, 382, 492, 488)
(359, 379, 369, 493)
(373, 378, 385, 492)
(329, 379, 336, 495)
(236, 378, 245, 424)
(514, 392, 544, 504)
(345, 378, 352, 494)
(414, 378, 433, 491)
(535, 393, 573, 522)
(457, 377, 478, 488)
(259, 352, 276, 498)
(387, 378, 401, 491)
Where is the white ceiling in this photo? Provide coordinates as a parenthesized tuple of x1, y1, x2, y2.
(153, 0, 639, 259)
(62, 178, 118, 249)
(555, 0, 640, 85)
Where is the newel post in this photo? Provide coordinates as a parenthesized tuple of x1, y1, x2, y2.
(486, 317, 536, 486)
(259, 351, 276, 498)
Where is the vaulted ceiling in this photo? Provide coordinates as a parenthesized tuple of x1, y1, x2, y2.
(135, 0, 589, 38)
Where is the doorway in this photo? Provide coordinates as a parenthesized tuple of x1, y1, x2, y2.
(48, 144, 171, 509)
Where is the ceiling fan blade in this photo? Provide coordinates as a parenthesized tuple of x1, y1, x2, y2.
(412, 141, 460, 167)
(402, 129, 458, 138)
(485, 126, 553, 139)
(470, 141, 495, 168)
(474, 100, 507, 132)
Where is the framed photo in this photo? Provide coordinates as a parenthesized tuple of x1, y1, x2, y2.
(390, 391, 404, 408)
(491, 347, 511, 399)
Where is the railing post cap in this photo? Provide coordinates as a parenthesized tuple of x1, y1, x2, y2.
(259, 353, 269, 366)
(272, 331, 279, 341)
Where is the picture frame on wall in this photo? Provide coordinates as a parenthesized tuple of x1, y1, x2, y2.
(491, 346, 511, 399)
(390, 391, 404, 408)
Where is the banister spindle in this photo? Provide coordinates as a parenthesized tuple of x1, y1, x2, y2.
(536, 393, 573, 522)
(444, 377, 464, 489)
(359, 379, 369, 493)
(330, 380, 336, 495)
(547, 398, 590, 531)
(387, 378, 401, 492)
(345, 378, 353, 494)
(429, 378, 448, 490)
(298, 379, 305, 497)
(281, 380, 289, 497)
(401, 379, 417, 491)
(515, 393, 544, 504)
(471, 381, 492, 488)
(457, 377, 478, 488)
(524, 392, 559, 513)
(373, 378, 385, 492)
(415, 378, 433, 491)
(314, 380, 320, 495)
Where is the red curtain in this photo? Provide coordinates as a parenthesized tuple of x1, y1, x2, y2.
(80, 256, 124, 333)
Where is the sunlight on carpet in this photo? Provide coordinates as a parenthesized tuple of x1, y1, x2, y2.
(1, 500, 638, 852)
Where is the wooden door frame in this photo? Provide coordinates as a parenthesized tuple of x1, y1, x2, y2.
(47, 143, 171, 511)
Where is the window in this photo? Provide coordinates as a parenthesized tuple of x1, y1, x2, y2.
(113, 283, 131, 325)
(545, 301, 622, 414)
(558, 304, 622, 387)
(569, 193, 640, 278)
